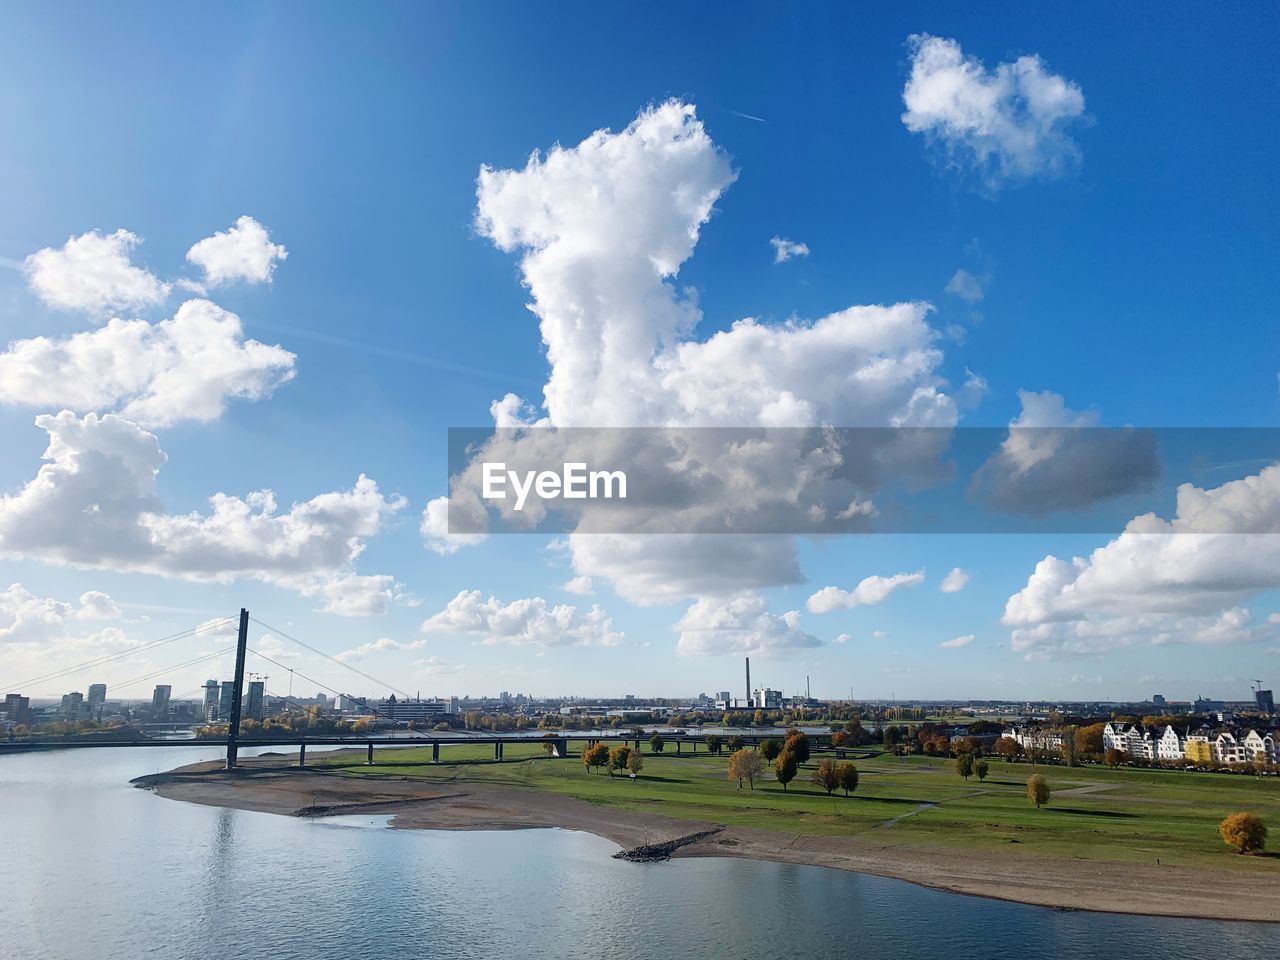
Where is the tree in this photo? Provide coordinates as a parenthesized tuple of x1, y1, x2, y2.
(812, 758, 839, 795)
(1219, 812, 1267, 854)
(975, 760, 989, 782)
(582, 742, 610, 774)
(753, 709, 766, 726)
(728, 748, 765, 790)
(704, 734, 723, 755)
(1059, 734, 1078, 767)
(759, 738, 782, 762)
(775, 750, 798, 791)
(837, 762, 859, 796)
(649, 733, 665, 753)
(994, 737, 1023, 760)
(783, 731, 810, 765)
(727, 735, 745, 752)
(1027, 773, 1050, 808)
(627, 749, 644, 777)
(1075, 722, 1106, 756)
(1104, 747, 1126, 768)
(955, 753, 975, 781)
(830, 731, 850, 748)
(608, 745, 632, 776)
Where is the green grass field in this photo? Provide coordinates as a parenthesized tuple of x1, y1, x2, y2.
(312, 743, 1280, 872)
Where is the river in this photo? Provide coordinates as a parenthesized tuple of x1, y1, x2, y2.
(1, 746, 1275, 959)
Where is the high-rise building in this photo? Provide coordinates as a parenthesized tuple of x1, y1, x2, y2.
(87, 683, 107, 716)
(151, 684, 172, 719)
(218, 680, 236, 722)
(1257, 689, 1276, 715)
(1151, 694, 1166, 708)
(202, 680, 220, 721)
(246, 681, 264, 721)
(60, 691, 86, 721)
(3, 693, 30, 722)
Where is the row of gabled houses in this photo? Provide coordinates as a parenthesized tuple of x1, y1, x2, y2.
(999, 722, 1279, 766)
(1101, 722, 1277, 766)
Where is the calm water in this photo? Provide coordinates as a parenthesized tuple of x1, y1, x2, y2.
(1, 747, 1275, 959)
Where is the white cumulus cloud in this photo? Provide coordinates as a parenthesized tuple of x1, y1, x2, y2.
(561, 575, 594, 595)
(421, 589, 622, 648)
(940, 633, 975, 649)
(807, 570, 925, 614)
(940, 567, 970, 593)
(674, 592, 819, 657)
(1004, 461, 1280, 658)
(902, 34, 1086, 189)
(0, 412, 404, 616)
(24, 229, 171, 315)
(186, 216, 288, 287)
(0, 299, 296, 427)
(421, 496, 488, 556)
(970, 390, 1159, 514)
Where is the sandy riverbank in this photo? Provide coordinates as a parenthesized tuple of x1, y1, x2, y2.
(134, 753, 1280, 923)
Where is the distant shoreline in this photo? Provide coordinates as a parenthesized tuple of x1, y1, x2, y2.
(135, 752, 1280, 924)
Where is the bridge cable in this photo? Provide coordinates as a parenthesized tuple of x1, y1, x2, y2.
(0, 615, 238, 693)
(245, 645, 433, 739)
(247, 616, 415, 700)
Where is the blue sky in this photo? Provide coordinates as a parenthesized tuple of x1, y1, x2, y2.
(1, 4, 1278, 704)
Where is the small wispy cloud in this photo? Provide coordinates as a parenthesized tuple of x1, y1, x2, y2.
(770, 236, 810, 264)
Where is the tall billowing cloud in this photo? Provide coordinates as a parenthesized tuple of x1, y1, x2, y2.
(460, 101, 960, 603)
(422, 589, 622, 648)
(0, 299, 296, 427)
(902, 35, 1086, 189)
(0, 412, 404, 615)
(24, 229, 171, 315)
(475, 100, 738, 428)
(186, 216, 289, 287)
(1003, 462, 1280, 658)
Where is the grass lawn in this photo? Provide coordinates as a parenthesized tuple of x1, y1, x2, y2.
(311, 744, 1280, 872)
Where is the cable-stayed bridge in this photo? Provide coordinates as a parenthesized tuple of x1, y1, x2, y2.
(1, 610, 810, 765)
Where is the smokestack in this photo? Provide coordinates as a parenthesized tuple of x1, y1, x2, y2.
(745, 656, 751, 705)
(807, 675, 810, 699)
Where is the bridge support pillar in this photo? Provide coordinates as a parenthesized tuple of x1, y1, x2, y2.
(432, 742, 440, 763)
(367, 742, 374, 765)
(676, 740, 682, 754)
(298, 743, 306, 767)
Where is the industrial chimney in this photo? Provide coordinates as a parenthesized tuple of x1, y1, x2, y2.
(745, 656, 751, 706)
